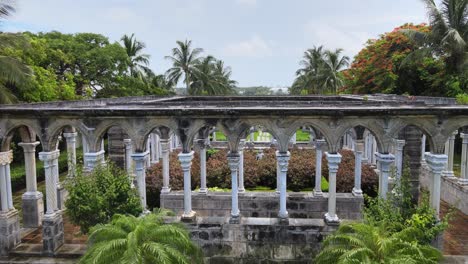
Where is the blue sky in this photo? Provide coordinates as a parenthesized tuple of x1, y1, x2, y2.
(2, 0, 428, 87)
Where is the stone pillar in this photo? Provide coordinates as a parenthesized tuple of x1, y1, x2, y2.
(460, 133, 468, 185)
(18, 142, 44, 227)
(324, 152, 341, 225)
(291, 132, 297, 145)
(276, 158, 280, 194)
(227, 153, 240, 223)
(375, 153, 395, 199)
(145, 138, 151, 168)
(0, 151, 20, 255)
(394, 139, 406, 183)
(83, 150, 105, 172)
(443, 130, 457, 178)
(238, 139, 246, 193)
(179, 151, 195, 221)
(421, 134, 426, 164)
(81, 134, 88, 165)
(123, 139, 133, 175)
(131, 152, 149, 211)
(276, 151, 290, 220)
(150, 132, 160, 164)
(62, 133, 77, 178)
(352, 140, 364, 196)
(425, 153, 447, 216)
(314, 139, 326, 196)
(38, 150, 64, 255)
(196, 139, 208, 194)
(160, 139, 171, 193)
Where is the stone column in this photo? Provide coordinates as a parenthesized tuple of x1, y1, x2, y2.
(421, 134, 426, 164)
(38, 150, 64, 255)
(146, 138, 151, 168)
(443, 130, 457, 178)
(460, 133, 468, 185)
(150, 132, 160, 164)
(375, 153, 395, 199)
(123, 139, 133, 175)
(425, 153, 448, 216)
(179, 151, 195, 220)
(196, 139, 208, 194)
(227, 153, 240, 223)
(63, 132, 77, 178)
(18, 142, 44, 227)
(0, 150, 20, 256)
(314, 139, 326, 196)
(276, 151, 290, 220)
(160, 139, 171, 193)
(238, 139, 246, 193)
(325, 152, 341, 225)
(83, 150, 105, 172)
(81, 134, 88, 164)
(394, 139, 406, 183)
(352, 140, 364, 196)
(276, 158, 280, 194)
(131, 152, 149, 212)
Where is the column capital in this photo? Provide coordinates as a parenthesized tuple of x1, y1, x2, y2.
(375, 153, 395, 166)
(84, 150, 105, 160)
(325, 152, 342, 172)
(194, 138, 209, 150)
(461, 133, 468, 143)
(275, 151, 291, 172)
(62, 132, 78, 140)
(160, 139, 171, 151)
(178, 151, 194, 170)
(314, 139, 327, 150)
(451, 130, 458, 137)
(227, 153, 240, 170)
(38, 150, 60, 162)
(425, 153, 448, 174)
(393, 139, 406, 151)
(123, 138, 132, 146)
(18, 141, 40, 153)
(130, 151, 149, 161)
(0, 150, 13, 165)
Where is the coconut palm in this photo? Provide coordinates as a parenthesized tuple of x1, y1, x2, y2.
(320, 49, 350, 94)
(294, 46, 325, 94)
(80, 211, 203, 264)
(121, 34, 151, 79)
(213, 59, 237, 94)
(190, 56, 236, 95)
(315, 222, 442, 264)
(404, 0, 467, 73)
(165, 40, 203, 95)
(0, 1, 32, 104)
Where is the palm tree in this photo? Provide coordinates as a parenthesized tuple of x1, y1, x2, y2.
(165, 40, 203, 95)
(295, 46, 325, 94)
(121, 34, 151, 79)
(190, 57, 236, 95)
(315, 222, 442, 264)
(320, 49, 350, 94)
(404, 0, 467, 73)
(80, 211, 203, 264)
(0, 1, 32, 104)
(213, 60, 237, 94)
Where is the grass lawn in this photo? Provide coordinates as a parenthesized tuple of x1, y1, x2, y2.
(296, 130, 311, 142)
(213, 130, 311, 142)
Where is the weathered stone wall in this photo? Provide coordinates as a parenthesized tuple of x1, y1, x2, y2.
(420, 164, 468, 214)
(165, 216, 337, 264)
(161, 192, 363, 220)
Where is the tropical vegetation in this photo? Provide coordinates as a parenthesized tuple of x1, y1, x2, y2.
(80, 211, 203, 264)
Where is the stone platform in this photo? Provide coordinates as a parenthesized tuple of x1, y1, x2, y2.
(161, 191, 363, 220)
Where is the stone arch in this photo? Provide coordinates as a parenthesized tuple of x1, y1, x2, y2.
(44, 119, 91, 152)
(92, 120, 139, 153)
(1, 120, 42, 152)
(387, 118, 438, 153)
(283, 119, 334, 152)
(335, 120, 386, 154)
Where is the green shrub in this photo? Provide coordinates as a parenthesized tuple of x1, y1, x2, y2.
(65, 162, 142, 233)
(456, 93, 468, 104)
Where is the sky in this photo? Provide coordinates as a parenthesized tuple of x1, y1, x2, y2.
(1, 0, 429, 87)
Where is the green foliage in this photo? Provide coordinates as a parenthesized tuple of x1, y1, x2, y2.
(456, 93, 468, 104)
(80, 211, 203, 264)
(65, 163, 142, 233)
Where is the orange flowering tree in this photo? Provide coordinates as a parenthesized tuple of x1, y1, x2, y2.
(343, 24, 448, 96)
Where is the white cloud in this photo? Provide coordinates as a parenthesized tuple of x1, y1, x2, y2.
(223, 35, 273, 57)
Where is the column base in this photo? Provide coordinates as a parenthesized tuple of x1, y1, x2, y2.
(352, 188, 363, 197)
(313, 190, 323, 197)
(42, 212, 64, 256)
(181, 211, 196, 222)
(442, 171, 455, 179)
(278, 216, 289, 225)
(229, 215, 240, 224)
(22, 192, 44, 228)
(458, 178, 468, 186)
(0, 209, 21, 256)
(324, 212, 340, 226)
(198, 188, 208, 194)
(161, 187, 171, 194)
(238, 188, 245, 193)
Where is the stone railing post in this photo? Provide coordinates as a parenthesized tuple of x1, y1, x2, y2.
(460, 133, 468, 185)
(443, 130, 457, 178)
(62, 132, 77, 178)
(0, 150, 20, 256)
(83, 150, 105, 172)
(195, 138, 208, 194)
(160, 139, 171, 193)
(179, 151, 195, 221)
(131, 152, 149, 212)
(352, 140, 364, 196)
(314, 139, 326, 196)
(376, 153, 395, 199)
(18, 142, 44, 227)
(276, 151, 290, 220)
(325, 152, 341, 225)
(425, 153, 448, 216)
(227, 153, 241, 223)
(238, 139, 246, 193)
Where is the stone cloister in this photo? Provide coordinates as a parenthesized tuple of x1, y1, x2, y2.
(0, 95, 467, 258)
